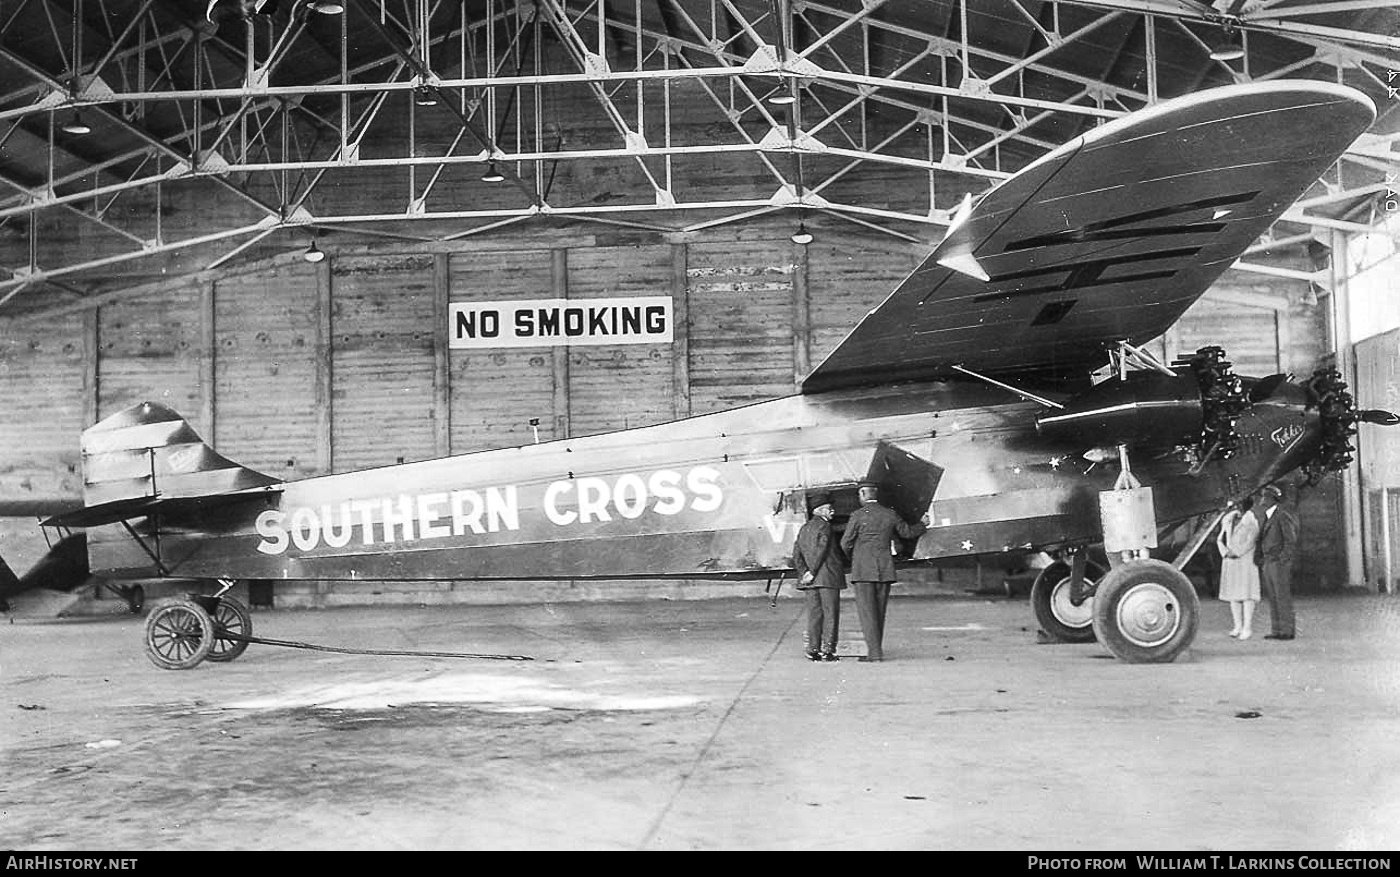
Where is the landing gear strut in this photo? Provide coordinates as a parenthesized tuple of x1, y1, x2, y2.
(1092, 445, 1200, 663)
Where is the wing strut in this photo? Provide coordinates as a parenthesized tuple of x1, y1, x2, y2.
(120, 520, 171, 577)
(1111, 341, 1177, 379)
(951, 364, 1064, 409)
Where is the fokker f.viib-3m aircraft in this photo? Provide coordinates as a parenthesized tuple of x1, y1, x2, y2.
(42, 80, 1397, 669)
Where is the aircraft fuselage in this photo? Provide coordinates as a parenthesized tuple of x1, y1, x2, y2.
(86, 375, 1320, 584)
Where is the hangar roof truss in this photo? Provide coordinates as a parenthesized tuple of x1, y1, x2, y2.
(0, 0, 1396, 317)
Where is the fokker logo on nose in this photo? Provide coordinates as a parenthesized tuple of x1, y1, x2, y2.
(1271, 424, 1305, 448)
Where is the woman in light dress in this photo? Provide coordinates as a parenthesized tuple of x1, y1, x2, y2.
(1216, 498, 1261, 639)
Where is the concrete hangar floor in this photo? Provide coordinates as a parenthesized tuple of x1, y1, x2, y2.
(3, 591, 1398, 851)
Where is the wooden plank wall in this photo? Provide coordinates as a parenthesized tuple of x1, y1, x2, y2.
(1172, 299, 1283, 376)
(96, 287, 203, 427)
(566, 244, 676, 436)
(686, 240, 797, 414)
(0, 312, 88, 502)
(330, 255, 439, 470)
(213, 264, 322, 477)
(448, 249, 557, 451)
(0, 229, 1354, 600)
(806, 238, 923, 367)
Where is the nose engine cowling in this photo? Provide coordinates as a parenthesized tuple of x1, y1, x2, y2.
(1300, 367, 1400, 484)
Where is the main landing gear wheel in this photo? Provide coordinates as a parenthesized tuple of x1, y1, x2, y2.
(1091, 559, 1199, 664)
(1031, 559, 1105, 644)
(144, 599, 215, 670)
(201, 595, 252, 663)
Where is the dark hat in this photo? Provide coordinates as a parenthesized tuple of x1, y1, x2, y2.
(857, 481, 879, 491)
(807, 491, 832, 510)
(1261, 484, 1283, 499)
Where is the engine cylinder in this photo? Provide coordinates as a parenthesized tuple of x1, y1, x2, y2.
(1035, 372, 1203, 449)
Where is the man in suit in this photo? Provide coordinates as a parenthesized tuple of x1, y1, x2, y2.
(1255, 484, 1300, 640)
(793, 491, 845, 662)
(840, 482, 929, 662)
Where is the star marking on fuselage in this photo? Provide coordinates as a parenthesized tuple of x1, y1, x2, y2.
(960, 539, 974, 551)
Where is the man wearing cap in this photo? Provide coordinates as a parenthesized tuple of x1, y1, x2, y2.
(1255, 484, 1299, 640)
(840, 482, 930, 662)
(793, 491, 845, 661)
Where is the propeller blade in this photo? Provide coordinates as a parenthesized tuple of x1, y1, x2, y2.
(1247, 374, 1288, 403)
(1358, 409, 1400, 427)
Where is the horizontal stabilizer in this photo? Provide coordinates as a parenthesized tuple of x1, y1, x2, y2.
(0, 534, 89, 601)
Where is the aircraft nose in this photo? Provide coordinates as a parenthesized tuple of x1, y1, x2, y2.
(1300, 367, 1399, 484)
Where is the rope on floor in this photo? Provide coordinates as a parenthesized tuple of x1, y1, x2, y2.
(225, 631, 533, 661)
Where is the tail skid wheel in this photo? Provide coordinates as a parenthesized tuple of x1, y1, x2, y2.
(205, 596, 252, 663)
(1031, 560, 1104, 644)
(103, 583, 145, 614)
(1091, 559, 1199, 664)
(144, 600, 215, 670)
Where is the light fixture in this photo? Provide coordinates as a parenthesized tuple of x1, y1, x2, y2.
(1208, 27, 1244, 62)
(790, 222, 813, 245)
(307, 0, 344, 12)
(303, 241, 325, 263)
(414, 86, 437, 106)
(61, 111, 91, 136)
(768, 88, 796, 106)
(1306, 239, 1332, 271)
(481, 162, 505, 183)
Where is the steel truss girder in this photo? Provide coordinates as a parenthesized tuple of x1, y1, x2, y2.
(1, 0, 1396, 312)
(1063, 0, 1400, 52)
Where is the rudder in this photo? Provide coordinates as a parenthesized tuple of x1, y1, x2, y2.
(46, 402, 278, 528)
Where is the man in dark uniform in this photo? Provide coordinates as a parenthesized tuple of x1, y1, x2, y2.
(1255, 484, 1300, 640)
(840, 482, 929, 662)
(792, 491, 844, 661)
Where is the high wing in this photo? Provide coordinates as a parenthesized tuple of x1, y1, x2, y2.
(800, 81, 1376, 395)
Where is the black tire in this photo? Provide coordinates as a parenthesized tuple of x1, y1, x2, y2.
(126, 585, 145, 615)
(1091, 559, 1199, 664)
(144, 599, 214, 670)
(206, 596, 252, 663)
(1031, 559, 1104, 643)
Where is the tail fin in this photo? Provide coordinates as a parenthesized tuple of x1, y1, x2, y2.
(44, 402, 278, 528)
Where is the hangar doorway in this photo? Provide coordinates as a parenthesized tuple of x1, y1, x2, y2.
(1356, 328, 1400, 594)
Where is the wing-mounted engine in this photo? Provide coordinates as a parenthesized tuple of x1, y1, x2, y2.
(1034, 369, 1202, 450)
(1182, 346, 1250, 461)
(1033, 345, 1257, 466)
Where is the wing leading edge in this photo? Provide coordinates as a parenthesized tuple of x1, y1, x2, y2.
(800, 81, 1376, 395)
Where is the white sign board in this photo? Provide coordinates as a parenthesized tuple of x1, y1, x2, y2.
(449, 297, 674, 349)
